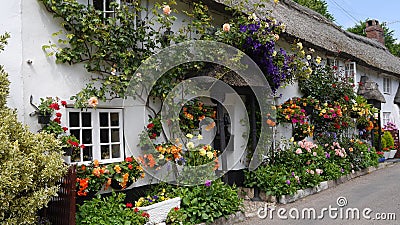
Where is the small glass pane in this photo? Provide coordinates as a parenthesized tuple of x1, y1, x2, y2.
(100, 129, 109, 143)
(110, 113, 119, 126)
(70, 129, 80, 141)
(101, 145, 110, 160)
(82, 129, 92, 144)
(111, 129, 119, 142)
(71, 148, 81, 163)
(69, 112, 80, 127)
(83, 146, 92, 161)
(82, 112, 92, 127)
(112, 144, 120, 158)
(100, 113, 109, 127)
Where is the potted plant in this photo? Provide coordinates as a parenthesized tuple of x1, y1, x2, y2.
(381, 131, 394, 159)
(135, 188, 181, 225)
(107, 156, 145, 190)
(60, 135, 84, 162)
(37, 97, 66, 124)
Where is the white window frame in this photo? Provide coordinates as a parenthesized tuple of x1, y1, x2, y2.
(345, 61, 357, 87)
(67, 108, 124, 164)
(383, 76, 391, 94)
(88, 0, 120, 18)
(382, 112, 391, 127)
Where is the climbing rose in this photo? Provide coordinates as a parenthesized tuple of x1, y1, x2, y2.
(163, 5, 171, 15)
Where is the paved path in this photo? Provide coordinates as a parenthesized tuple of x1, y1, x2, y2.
(236, 163, 400, 225)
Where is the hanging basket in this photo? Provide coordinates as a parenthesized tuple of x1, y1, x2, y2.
(37, 114, 51, 124)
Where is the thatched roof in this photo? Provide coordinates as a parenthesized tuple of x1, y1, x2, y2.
(210, 0, 400, 77)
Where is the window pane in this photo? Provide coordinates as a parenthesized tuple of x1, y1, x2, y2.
(83, 146, 93, 161)
(101, 145, 110, 160)
(100, 113, 109, 127)
(82, 112, 92, 127)
(82, 129, 92, 144)
(93, 0, 103, 10)
(70, 129, 80, 141)
(112, 144, 120, 158)
(110, 113, 119, 126)
(100, 129, 109, 143)
(69, 112, 80, 127)
(111, 129, 120, 142)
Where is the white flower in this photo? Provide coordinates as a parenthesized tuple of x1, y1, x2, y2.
(309, 48, 315, 53)
(222, 23, 230, 32)
(197, 134, 203, 140)
(186, 133, 194, 139)
(111, 68, 116, 75)
(206, 151, 214, 159)
(272, 51, 277, 57)
(186, 142, 194, 149)
(306, 55, 312, 60)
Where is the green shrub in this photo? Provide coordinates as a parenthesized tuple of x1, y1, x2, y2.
(77, 192, 149, 225)
(171, 179, 242, 225)
(0, 33, 67, 224)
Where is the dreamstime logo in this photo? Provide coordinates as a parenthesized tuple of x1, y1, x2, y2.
(257, 196, 397, 221)
(123, 40, 275, 185)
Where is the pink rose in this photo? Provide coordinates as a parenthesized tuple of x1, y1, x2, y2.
(163, 5, 171, 15)
(222, 23, 230, 32)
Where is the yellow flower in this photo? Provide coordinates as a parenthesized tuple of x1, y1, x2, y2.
(297, 42, 303, 50)
(207, 151, 214, 159)
(197, 134, 203, 140)
(186, 133, 194, 139)
(199, 148, 207, 156)
(114, 165, 121, 173)
(207, 145, 212, 150)
(274, 0, 279, 4)
(272, 51, 277, 57)
(186, 142, 195, 149)
(316, 56, 321, 64)
(158, 154, 164, 160)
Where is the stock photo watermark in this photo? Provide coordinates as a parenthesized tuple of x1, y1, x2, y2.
(257, 196, 397, 221)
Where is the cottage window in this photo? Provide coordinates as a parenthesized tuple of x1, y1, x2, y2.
(67, 108, 124, 164)
(88, 0, 120, 18)
(345, 62, 357, 86)
(383, 112, 391, 127)
(383, 76, 391, 94)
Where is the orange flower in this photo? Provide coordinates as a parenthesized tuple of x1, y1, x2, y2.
(93, 159, 99, 167)
(147, 154, 156, 168)
(198, 115, 205, 121)
(105, 178, 112, 190)
(205, 122, 215, 131)
(81, 165, 86, 171)
(266, 119, 276, 127)
(92, 167, 101, 177)
(114, 165, 121, 173)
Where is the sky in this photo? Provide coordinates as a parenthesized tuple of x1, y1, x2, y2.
(326, 0, 400, 42)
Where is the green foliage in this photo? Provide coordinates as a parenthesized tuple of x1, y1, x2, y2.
(347, 20, 400, 57)
(382, 131, 394, 149)
(76, 192, 149, 225)
(292, 0, 335, 21)
(166, 206, 186, 225)
(0, 33, 67, 224)
(171, 179, 243, 225)
(245, 138, 380, 197)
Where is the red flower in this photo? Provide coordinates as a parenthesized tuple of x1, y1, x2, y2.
(126, 203, 133, 208)
(147, 123, 155, 129)
(344, 95, 349, 101)
(332, 84, 336, 88)
(53, 117, 61, 124)
(141, 212, 150, 218)
(174, 207, 179, 211)
(61, 100, 67, 106)
(134, 208, 139, 213)
(125, 157, 133, 162)
(128, 164, 133, 170)
(334, 123, 341, 129)
(62, 127, 68, 132)
(49, 103, 60, 110)
(80, 144, 85, 149)
(56, 112, 62, 118)
(333, 66, 338, 70)
(150, 133, 157, 139)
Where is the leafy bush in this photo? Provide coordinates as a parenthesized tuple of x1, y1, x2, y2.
(170, 179, 242, 225)
(0, 33, 67, 224)
(76, 192, 149, 225)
